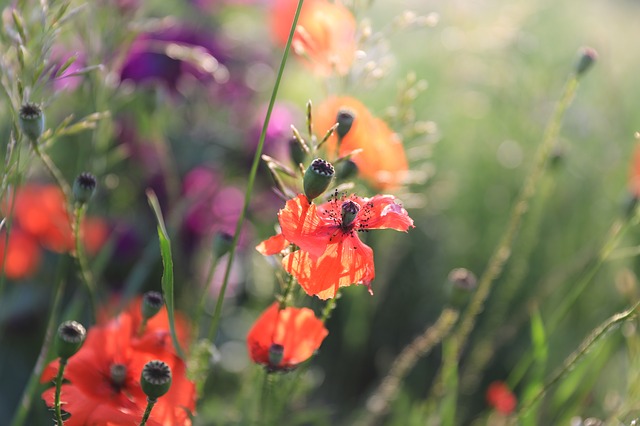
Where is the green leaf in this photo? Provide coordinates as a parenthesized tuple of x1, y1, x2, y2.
(147, 189, 184, 359)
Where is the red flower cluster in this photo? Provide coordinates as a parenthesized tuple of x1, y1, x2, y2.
(257, 193, 414, 299)
(0, 184, 108, 280)
(486, 381, 517, 415)
(41, 298, 195, 426)
(247, 302, 328, 370)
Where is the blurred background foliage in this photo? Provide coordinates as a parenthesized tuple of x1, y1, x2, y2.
(2, 0, 640, 424)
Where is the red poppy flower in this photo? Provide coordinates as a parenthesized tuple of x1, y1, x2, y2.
(629, 143, 640, 198)
(271, 0, 356, 76)
(0, 229, 41, 280)
(486, 381, 517, 415)
(257, 193, 413, 299)
(247, 302, 328, 370)
(42, 304, 195, 426)
(314, 97, 408, 190)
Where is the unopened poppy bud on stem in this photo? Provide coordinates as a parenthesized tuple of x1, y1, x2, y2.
(336, 108, 355, 141)
(575, 46, 597, 77)
(141, 360, 172, 400)
(447, 268, 477, 309)
(19, 102, 45, 143)
(336, 159, 359, 181)
(73, 172, 97, 205)
(289, 136, 308, 166)
(303, 158, 335, 201)
(142, 291, 164, 320)
(56, 320, 86, 359)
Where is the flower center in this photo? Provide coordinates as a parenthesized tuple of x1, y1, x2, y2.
(110, 363, 127, 391)
(341, 200, 360, 229)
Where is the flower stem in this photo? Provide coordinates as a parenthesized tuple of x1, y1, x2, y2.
(53, 358, 68, 425)
(357, 308, 459, 426)
(10, 254, 70, 426)
(204, 0, 306, 344)
(72, 203, 97, 322)
(516, 301, 640, 417)
(451, 75, 580, 359)
(32, 143, 72, 205)
(139, 397, 158, 426)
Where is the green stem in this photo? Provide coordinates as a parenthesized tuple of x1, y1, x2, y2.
(194, 255, 218, 339)
(10, 255, 70, 426)
(258, 370, 275, 425)
(451, 75, 580, 358)
(357, 308, 459, 426)
(32, 143, 72, 205)
(516, 301, 640, 417)
(205, 0, 306, 344)
(53, 358, 68, 425)
(73, 203, 97, 322)
(0, 141, 22, 302)
(139, 397, 157, 426)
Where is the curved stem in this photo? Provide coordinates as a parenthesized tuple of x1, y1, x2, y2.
(10, 255, 70, 426)
(516, 301, 640, 417)
(451, 76, 580, 358)
(139, 397, 157, 426)
(205, 0, 306, 345)
(53, 358, 68, 425)
(32, 143, 72, 205)
(73, 203, 97, 322)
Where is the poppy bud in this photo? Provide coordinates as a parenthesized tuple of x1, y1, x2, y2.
(19, 102, 45, 142)
(73, 172, 97, 205)
(141, 291, 164, 320)
(140, 360, 172, 400)
(575, 47, 597, 77)
(336, 159, 359, 181)
(336, 108, 355, 140)
(447, 268, 477, 309)
(341, 200, 360, 228)
(289, 136, 307, 166)
(213, 232, 233, 258)
(56, 320, 86, 359)
(268, 343, 285, 368)
(303, 158, 335, 201)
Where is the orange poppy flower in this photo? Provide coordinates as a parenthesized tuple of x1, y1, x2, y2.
(7, 184, 108, 254)
(271, 0, 356, 76)
(314, 97, 408, 190)
(486, 381, 517, 415)
(42, 304, 195, 426)
(257, 193, 413, 299)
(629, 143, 640, 198)
(0, 229, 41, 280)
(247, 302, 328, 370)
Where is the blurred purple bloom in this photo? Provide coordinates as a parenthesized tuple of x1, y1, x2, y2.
(249, 103, 301, 162)
(50, 47, 86, 92)
(119, 20, 229, 93)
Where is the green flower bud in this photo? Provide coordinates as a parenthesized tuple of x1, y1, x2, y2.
(336, 109, 355, 140)
(340, 200, 360, 229)
(575, 47, 597, 77)
(213, 232, 233, 258)
(19, 102, 45, 142)
(447, 268, 477, 309)
(56, 321, 86, 359)
(289, 137, 307, 166)
(336, 159, 359, 181)
(141, 291, 164, 321)
(140, 360, 172, 400)
(73, 172, 97, 205)
(268, 343, 284, 368)
(303, 158, 335, 201)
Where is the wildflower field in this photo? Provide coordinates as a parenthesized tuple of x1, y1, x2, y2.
(2, 0, 640, 425)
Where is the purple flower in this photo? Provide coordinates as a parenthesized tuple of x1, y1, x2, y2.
(50, 46, 86, 92)
(249, 103, 301, 162)
(119, 20, 229, 93)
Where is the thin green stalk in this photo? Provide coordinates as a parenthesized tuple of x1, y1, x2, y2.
(139, 397, 157, 426)
(193, 255, 218, 338)
(0, 141, 22, 301)
(53, 358, 68, 425)
(516, 301, 640, 417)
(205, 0, 306, 344)
(258, 370, 275, 425)
(72, 203, 97, 322)
(357, 308, 459, 426)
(10, 255, 70, 426)
(32, 143, 72, 204)
(451, 75, 580, 359)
